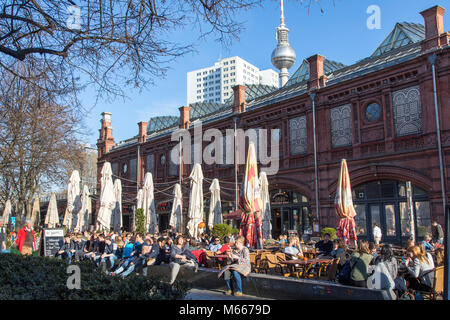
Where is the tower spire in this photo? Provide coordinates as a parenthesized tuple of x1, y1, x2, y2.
(271, 0, 296, 87)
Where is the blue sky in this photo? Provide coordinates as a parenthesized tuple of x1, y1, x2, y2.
(80, 0, 450, 146)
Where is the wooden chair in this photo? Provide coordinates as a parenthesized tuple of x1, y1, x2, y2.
(265, 254, 287, 276)
(419, 266, 444, 300)
(326, 258, 340, 282)
(275, 252, 286, 262)
(316, 259, 334, 279)
(254, 252, 268, 273)
(249, 252, 257, 271)
(205, 250, 219, 269)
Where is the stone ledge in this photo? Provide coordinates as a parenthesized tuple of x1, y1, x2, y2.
(145, 265, 392, 300)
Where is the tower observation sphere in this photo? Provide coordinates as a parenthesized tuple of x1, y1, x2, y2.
(271, 0, 296, 87)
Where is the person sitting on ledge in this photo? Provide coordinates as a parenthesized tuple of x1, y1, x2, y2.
(218, 235, 251, 297)
(168, 235, 198, 285)
(57, 235, 73, 263)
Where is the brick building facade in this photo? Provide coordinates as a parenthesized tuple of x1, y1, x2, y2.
(97, 6, 450, 245)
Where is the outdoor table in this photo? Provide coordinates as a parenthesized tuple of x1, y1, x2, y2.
(280, 258, 333, 278)
(303, 251, 322, 259)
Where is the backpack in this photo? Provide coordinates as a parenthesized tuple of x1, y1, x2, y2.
(338, 259, 354, 285)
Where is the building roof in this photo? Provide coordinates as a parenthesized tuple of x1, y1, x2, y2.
(370, 22, 425, 57)
(189, 102, 228, 122)
(285, 59, 347, 87)
(148, 116, 179, 134)
(108, 21, 437, 152)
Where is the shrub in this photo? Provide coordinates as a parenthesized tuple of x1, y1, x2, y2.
(417, 226, 428, 238)
(231, 228, 239, 235)
(321, 227, 337, 240)
(135, 208, 146, 234)
(212, 224, 232, 242)
(0, 253, 189, 300)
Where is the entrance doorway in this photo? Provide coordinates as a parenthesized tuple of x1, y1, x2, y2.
(270, 189, 311, 240)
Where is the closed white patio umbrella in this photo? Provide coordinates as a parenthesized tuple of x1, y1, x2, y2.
(77, 186, 90, 232)
(169, 184, 183, 233)
(260, 172, 272, 239)
(143, 172, 158, 234)
(30, 196, 40, 227)
(208, 179, 222, 230)
(96, 162, 115, 232)
(187, 163, 204, 240)
(136, 188, 144, 210)
(2, 199, 12, 225)
(45, 193, 59, 228)
(112, 179, 123, 232)
(63, 170, 82, 231)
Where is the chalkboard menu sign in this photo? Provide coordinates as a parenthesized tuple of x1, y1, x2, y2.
(43, 229, 64, 257)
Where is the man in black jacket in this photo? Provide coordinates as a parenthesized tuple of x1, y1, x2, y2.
(57, 235, 73, 263)
(315, 233, 333, 256)
(70, 234, 85, 261)
(98, 236, 117, 271)
(92, 234, 106, 266)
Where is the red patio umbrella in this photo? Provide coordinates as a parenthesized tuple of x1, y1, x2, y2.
(335, 159, 358, 246)
(238, 142, 263, 249)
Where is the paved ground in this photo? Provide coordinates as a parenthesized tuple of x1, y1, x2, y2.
(184, 288, 272, 300)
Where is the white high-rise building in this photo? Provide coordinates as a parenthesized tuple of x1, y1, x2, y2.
(187, 56, 279, 104)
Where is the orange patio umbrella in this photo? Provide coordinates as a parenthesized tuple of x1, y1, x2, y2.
(238, 142, 263, 249)
(335, 159, 358, 246)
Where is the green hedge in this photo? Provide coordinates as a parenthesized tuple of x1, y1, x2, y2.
(0, 253, 189, 300)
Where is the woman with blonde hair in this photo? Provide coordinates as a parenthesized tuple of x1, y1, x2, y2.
(405, 245, 435, 291)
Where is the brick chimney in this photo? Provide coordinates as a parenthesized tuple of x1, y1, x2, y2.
(420, 5, 448, 51)
(232, 85, 247, 113)
(307, 54, 327, 90)
(97, 112, 115, 158)
(179, 106, 190, 129)
(138, 121, 148, 143)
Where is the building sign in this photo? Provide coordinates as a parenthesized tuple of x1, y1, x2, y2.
(271, 192, 290, 205)
(157, 201, 172, 212)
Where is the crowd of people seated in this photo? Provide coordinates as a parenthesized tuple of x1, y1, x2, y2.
(55, 230, 246, 292)
(273, 224, 444, 300)
(55, 221, 445, 300)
